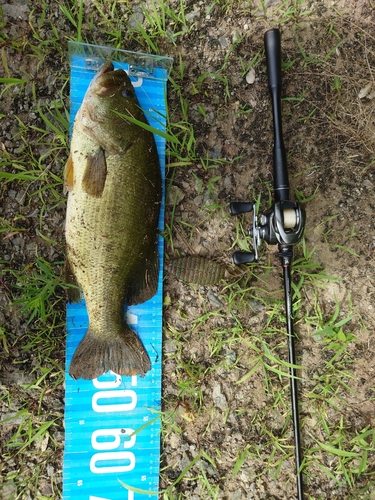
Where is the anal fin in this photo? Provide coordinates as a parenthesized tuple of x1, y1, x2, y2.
(127, 247, 159, 305)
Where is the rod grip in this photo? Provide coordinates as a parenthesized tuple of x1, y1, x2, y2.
(264, 28, 289, 202)
(264, 28, 282, 90)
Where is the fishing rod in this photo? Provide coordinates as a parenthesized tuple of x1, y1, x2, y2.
(230, 28, 306, 500)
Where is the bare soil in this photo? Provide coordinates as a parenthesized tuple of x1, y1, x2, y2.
(1, 1, 375, 499)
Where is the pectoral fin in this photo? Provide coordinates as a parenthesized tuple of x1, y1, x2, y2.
(63, 153, 74, 194)
(82, 147, 107, 197)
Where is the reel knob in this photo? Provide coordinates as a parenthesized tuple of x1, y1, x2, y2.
(232, 251, 255, 265)
(230, 202, 253, 215)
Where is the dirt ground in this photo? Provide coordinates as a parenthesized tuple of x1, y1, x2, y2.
(1, 0, 375, 499)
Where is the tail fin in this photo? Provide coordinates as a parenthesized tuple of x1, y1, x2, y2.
(68, 325, 151, 380)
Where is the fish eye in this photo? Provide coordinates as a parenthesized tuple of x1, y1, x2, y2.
(122, 88, 132, 97)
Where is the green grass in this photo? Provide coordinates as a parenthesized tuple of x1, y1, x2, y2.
(0, 4, 72, 496)
(162, 229, 372, 495)
(1, 0, 374, 498)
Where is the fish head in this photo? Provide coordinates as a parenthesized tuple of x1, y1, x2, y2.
(91, 62, 134, 98)
(79, 62, 146, 146)
(83, 62, 139, 117)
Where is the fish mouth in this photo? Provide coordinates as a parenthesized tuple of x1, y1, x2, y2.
(92, 62, 128, 97)
(98, 61, 114, 75)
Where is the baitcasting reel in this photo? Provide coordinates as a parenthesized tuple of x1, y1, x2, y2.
(230, 199, 305, 264)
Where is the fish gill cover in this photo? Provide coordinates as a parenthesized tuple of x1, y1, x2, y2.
(63, 42, 172, 500)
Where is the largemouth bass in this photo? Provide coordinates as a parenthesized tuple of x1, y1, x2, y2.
(64, 62, 161, 380)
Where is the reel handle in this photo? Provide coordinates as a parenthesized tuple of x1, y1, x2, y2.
(229, 202, 253, 216)
(264, 28, 289, 202)
(233, 251, 255, 265)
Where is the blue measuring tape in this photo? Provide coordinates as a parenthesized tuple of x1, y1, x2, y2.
(63, 42, 172, 500)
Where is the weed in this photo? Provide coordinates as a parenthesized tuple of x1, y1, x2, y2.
(1, 1, 374, 498)
(4, 259, 75, 330)
(239, 50, 262, 78)
(273, 0, 313, 25)
(59, 0, 84, 42)
(1, 79, 29, 102)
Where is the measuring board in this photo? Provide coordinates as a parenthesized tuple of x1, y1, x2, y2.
(63, 42, 173, 500)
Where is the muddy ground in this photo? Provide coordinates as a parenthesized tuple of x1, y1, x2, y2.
(1, 0, 375, 499)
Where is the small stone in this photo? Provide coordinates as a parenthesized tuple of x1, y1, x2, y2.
(11, 235, 25, 250)
(46, 75, 55, 87)
(213, 383, 228, 410)
(185, 10, 199, 23)
(2, 3, 29, 20)
(225, 349, 237, 364)
(15, 190, 26, 205)
(1, 480, 17, 499)
(201, 459, 218, 477)
(223, 176, 231, 189)
(358, 82, 372, 99)
(164, 340, 177, 354)
(167, 185, 185, 206)
(208, 145, 221, 159)
(46, 464, 54, 477)
(207, 289, 224, 309)
(180, 451, 192, 470)
(169, 432, 181, 448)
(204, 111, 215, 126)
(232, 490, 244, 500)
(25, 83, 33, 96)
(193, 195, 203, 206)
(246, 67, 256, 84)
(248, 299, 265, 312)
(219, 35, 228, 48)
(1, 411, 24, 432)
(39, 479, 53, 497)
(128, 10, 144, 30)
(313, 330, 323, 342)
(52, 430, 64, 443)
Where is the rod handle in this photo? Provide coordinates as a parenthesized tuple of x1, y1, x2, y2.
(264, 28, 282, 90)
(264, 28, 289, 202)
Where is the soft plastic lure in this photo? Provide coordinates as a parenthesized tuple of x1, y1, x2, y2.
(166, 255, 243, 285)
